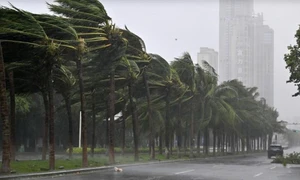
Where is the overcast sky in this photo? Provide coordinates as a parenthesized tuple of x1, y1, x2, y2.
(2, 0, 300, 124)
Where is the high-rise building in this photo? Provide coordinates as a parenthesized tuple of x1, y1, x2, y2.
(197, 47, 218, 73)
(219, 0, 274, 106)
(253, 13, 274, 106)
(219, 0, 254, 86)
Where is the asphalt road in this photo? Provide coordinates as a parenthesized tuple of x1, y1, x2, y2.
(35, 147, 300, 180)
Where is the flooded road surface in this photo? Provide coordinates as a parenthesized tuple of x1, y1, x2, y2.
(36, 147, 300, 180)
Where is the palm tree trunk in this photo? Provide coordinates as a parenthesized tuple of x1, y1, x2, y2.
(184, 120, 188, 156)
(259, 137, 262, 151)
(143, 71, 154, 160)
(9, 71, 16, 161)
(121, 109, 126, 156)
(108, 69, 115, 164)
(177, 102, 182, 158)
(217, 132, 221, 153)
(128, 81, 139, 162)
(241, 137, 245, 153)
(165, 88, 170, 159)
(236, 135, 239, 153)
(225, 134, 228, 153)
(170, 132, 173, 155)
(189, 96, 194, 158)
(231, 134, 235, 153)
(221, 131, 225, 155)
(91, 92, 96, 157)
(105, 110, 109, 149)
(0, 42, 11, 173)
(246, 128, 250, 153)
(213, 129, 216, 156)
(76, 56, 88, 167)
(64, 95, 73, 159)
(42, 91, 49, 161)
(257, 137, 259, 151)
(263, 135, 267, 151)
(48, 69, 55, 171)
(197, 130, 201, 156)
(204, 128, 209, 155)
(159, 132, 163, 155)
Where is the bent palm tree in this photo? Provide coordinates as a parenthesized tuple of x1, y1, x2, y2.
(0, 6, 79, 170)
(171, 52, 196, 158)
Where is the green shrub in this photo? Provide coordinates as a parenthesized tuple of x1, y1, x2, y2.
(272, 152, 300, 165)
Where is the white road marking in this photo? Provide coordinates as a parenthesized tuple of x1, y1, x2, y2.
(212, 165, 217, 168)
(270, 166, 276, 170)
(174, 169, 195, 175)
(253, 172, 263, 177)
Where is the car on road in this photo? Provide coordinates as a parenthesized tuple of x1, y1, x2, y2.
(268, 144, 284, 158)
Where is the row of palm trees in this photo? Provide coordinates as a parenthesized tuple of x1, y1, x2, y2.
(0, 0, 284, 173)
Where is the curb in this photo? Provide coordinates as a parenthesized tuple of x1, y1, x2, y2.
(0, 152, 266, 179)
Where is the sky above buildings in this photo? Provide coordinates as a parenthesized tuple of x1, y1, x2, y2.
(2, 0, 300, 123)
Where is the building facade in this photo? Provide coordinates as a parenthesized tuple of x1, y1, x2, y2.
(197, 47, 218, 73)
(219, 0, 274, 106)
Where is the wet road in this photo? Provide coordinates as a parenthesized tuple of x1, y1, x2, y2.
(36, 147, 300, 180)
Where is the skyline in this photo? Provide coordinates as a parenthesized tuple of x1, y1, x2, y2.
(2, 0, 300, 122)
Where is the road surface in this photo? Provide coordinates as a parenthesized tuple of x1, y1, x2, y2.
(35, 147, 300, 180)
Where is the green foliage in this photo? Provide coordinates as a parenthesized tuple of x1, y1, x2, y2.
(15, 95, 30, 113)
(285, 25, 300, 96)
(272, 152, 300, 165)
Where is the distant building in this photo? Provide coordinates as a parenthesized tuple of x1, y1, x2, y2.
(253, 13, 274, 106)
(219, 0, 274, 106)
(197, 47, 218, 73)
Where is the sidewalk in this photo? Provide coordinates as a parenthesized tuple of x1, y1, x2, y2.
(0, 152, 265, 180)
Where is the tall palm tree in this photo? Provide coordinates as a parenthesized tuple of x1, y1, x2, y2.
(0, 6, 80, 169)
(49, 0, 111, 166)
(194, 62, 217, 155)
(119, 27, 151, 161)
(146, 54, 183, 159)
(171, 52, 196, 158)
(53, 65, 76, 159)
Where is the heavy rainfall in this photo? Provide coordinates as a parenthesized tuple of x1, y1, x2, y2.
(0, 0, 300, 179)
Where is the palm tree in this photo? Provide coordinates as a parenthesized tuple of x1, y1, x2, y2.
(49, 0, 111, 166)
(142, 67, 155, 160)
(0, 6, 82, 169)
(146, 54, 184, 159)
(119, 27, 152, 161)
(53, 65, 76, 159)
(194, 62, 217, 155)
(171, 52, 196, 158)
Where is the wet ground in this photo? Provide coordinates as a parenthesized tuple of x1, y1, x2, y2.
(33, 147, 300, 180)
